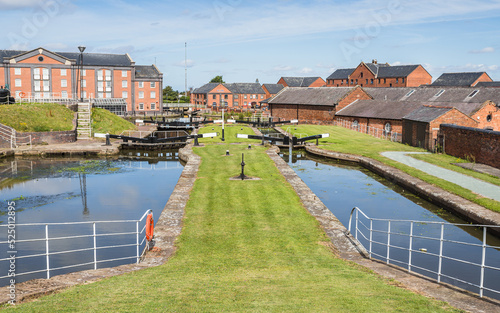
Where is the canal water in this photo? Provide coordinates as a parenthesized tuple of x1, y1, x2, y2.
(281, 151, 500, 300)
(0, 151, 183, 286)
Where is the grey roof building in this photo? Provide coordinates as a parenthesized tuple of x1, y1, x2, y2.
(431, 72, 492, 87)
(278, 76, 325, 87)
(262, 83, 284, 95)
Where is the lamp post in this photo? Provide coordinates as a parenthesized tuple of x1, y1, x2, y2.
(78, 46, 86, 102)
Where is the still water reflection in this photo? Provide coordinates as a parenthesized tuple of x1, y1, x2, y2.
(0, 151, 183, 286)
(281, 151, 500, 300)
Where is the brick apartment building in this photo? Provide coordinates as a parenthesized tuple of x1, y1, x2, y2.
(326, 60, 432, 87)
(0, 47, 163, 114)
(191, 82, 270, 109)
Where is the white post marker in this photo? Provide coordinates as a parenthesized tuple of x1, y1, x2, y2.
(202, 132, 218, 138)
(227, 119, 236, 123)
(237, 134, 249, 139)
(321, 133, 330, 138)
(291, 119, 298, 124)
(94, 133, 107, 138)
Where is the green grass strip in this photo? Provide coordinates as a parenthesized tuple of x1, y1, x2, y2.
(0, 103, 74, 132)
(7, 141, 458, 312)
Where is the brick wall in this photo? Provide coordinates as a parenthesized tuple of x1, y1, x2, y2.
(470, 101, 500, 131)
(336, 87, 372, 111)
(0, 129, 77, 148)
(441, 124, 500, 169)
(270, 104, 334, 124)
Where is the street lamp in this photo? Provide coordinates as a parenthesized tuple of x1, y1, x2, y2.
(78, 46, 86, 102)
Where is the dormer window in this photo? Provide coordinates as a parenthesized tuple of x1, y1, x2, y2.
(468, 90, 479, 98)
(405, 89, 416, 97)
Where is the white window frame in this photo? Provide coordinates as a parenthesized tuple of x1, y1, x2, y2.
(138, 82, 144, 88)
(150, 82, 155, 88)
(122, 70, 127, 77)
(61, 79, 67, 88)
(150, 91, 156, 99)
(139, 91, 144, 99)
(61, 69, 67, 76)
(61, 91, 68, 98)
(139, 103, 144, 110)
(122, 80, 127, 88)
(151, 103, 156, 110)
(15, 79, 22, 87)
(14, 68, 21, 75)
(122, 91, 128, 98)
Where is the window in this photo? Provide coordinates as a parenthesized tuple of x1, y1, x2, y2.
(34, 81, 41, 91)
(351, 79, 354, 84)
(82, 69, 86, 76)
(42, 68, 49, 80)
(82, 79, 87, 88)
(82, 91, 87, 98)
(261, 95, 264, 99)
(139, 103, 144, 110)
(61, 79, 67, 87)
(366, 79, 368, 85)
(122, 70, 127, 77)
(61, 69, 67, 76)
(138, 82, 144, 88)
(122, 91, 128, 98)
(434, 89, 445, 97)
(150, 91, 156, 98)
(122, 80, 127, 88)
(98, 81, 104, 91)
(244, 101, 247, 106)
(486, 114, 492, 122)
(213, 94, 216, 99)
(405, 90, 415, 97)
(106, 92, 111, 98)
(233, 95, 238, 99)
(352, 120, 359, 128)
(224, 94, 228, 99)
(98, 92, 104, 98)
(360, 72, 364, 78)
(396, 78, 399, 83)
(14, 68, 21, 75)
(371, 79, 374, 84)
(467, 90, 479, 98)
(62, 91, 68, 98)
(139, 91, 144, 99)
(150, 82, 155, 88)
(151, 103, 156, 110)
(383, 78, 386, 84)
(355, 79, 358, 84)
(15, 79, 21, 87)
(244, 95, 247, 99)
(402, 78, 405, 83)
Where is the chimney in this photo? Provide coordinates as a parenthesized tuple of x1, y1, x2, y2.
(372, 59, 377, 64)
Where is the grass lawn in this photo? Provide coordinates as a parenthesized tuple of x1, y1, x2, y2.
(0, 103, 74, 132)
(281, 124, 500, 213)
(91, 108, 137, 135)
(4, 135, 459, 312)
(197, 123, 260, 144)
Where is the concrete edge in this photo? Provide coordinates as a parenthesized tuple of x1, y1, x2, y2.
(267, 145, 500, 312)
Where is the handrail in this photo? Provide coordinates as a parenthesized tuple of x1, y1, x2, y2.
(0, 210, 153, 285)
(348, 207, 500, 299)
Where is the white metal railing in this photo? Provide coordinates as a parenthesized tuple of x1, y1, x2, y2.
(335, 118, 402, 142)
(0, 210, 152, 283)
(16, 92, 94, 105)
(0, 123, 31, 149)
(348, 207, 500, 298)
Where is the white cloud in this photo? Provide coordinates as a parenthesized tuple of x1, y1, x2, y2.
(0, 0, 41, 9)
(298, 67, 313, 74)
(469, 47, 495, 54)
(173, 59, 195, 68)
(274, 65, 294, 71)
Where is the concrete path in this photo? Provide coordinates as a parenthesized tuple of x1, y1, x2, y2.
(381, 151, 500, 202)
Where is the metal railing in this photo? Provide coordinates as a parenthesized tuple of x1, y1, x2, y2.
(0, 210, 152, 284)
(335, 118, 402, 142)
(348, 207, 500, 298)
(0, 123, 31, 149)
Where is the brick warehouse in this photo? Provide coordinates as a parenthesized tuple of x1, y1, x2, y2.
(326, 60, 432, 88)
(268, 86, 372, 124)
(0, 47, 163, 114)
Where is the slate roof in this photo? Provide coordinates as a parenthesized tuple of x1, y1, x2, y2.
(336, 100, 424, 120)
(224, 83, 265, 94)
(269, 87, 358, 106)
(403, 106, 453, 122)
(192, 83, 220, 94)
(281, 77, 323, 87)
(135, 65, 161, 79)
(378, 65, 420, 78)
(326, 68, 354, 80)
(1, 49, 133, 67)
(262, 83, 284, 94)
(475, 81, 500, 87)
(363, 86, 500, 105)
(431, 72, 488, 87)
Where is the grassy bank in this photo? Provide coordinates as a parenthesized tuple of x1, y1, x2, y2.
(282, 124, 500, 213)
(91, 108, 136, 135)
(5, 140, 458, 312)
(0, 103, 74, 132)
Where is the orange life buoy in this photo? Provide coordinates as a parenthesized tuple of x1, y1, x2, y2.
(146, 213, 154, 241)
(19, 92, 26, 98)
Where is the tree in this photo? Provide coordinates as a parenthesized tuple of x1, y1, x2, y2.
(163, 86, 179, 102)
(210, 75, 225, 84)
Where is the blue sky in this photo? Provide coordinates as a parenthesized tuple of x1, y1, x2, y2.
(1, 0, 500, 91)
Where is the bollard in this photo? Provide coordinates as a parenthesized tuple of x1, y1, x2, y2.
(194, 135, 200, 146)
(105, 134, 111, 146)
(248, 144, 251, 149)
(226, 150, 230, 156)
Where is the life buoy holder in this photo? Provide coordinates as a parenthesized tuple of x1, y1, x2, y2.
(19, 92, 26, 98)
(145, 213, 154, 241)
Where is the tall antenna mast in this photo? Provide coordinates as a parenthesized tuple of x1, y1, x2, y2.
(185, 42, 187, 97)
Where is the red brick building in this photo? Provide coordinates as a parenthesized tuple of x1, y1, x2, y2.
(431, 72, 493, 87)
(0, 47, 163, 114)
(326, 60, 432, 87)
(191, 83, 265, 109)
(268, 86, 372, 124)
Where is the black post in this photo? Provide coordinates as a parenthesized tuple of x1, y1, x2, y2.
(105, 134, 111, 146)
(239, 153, 246, 180)
(194, 135, 199, 146)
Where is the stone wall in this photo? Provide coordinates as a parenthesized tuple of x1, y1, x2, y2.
(0, 129, 76, 148)
(441, 124, 500, 169)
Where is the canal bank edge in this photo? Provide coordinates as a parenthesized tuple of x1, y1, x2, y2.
(0, 135, 198, 305)
(268, 145, 500, 312)
(305, 146, 500, 230)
